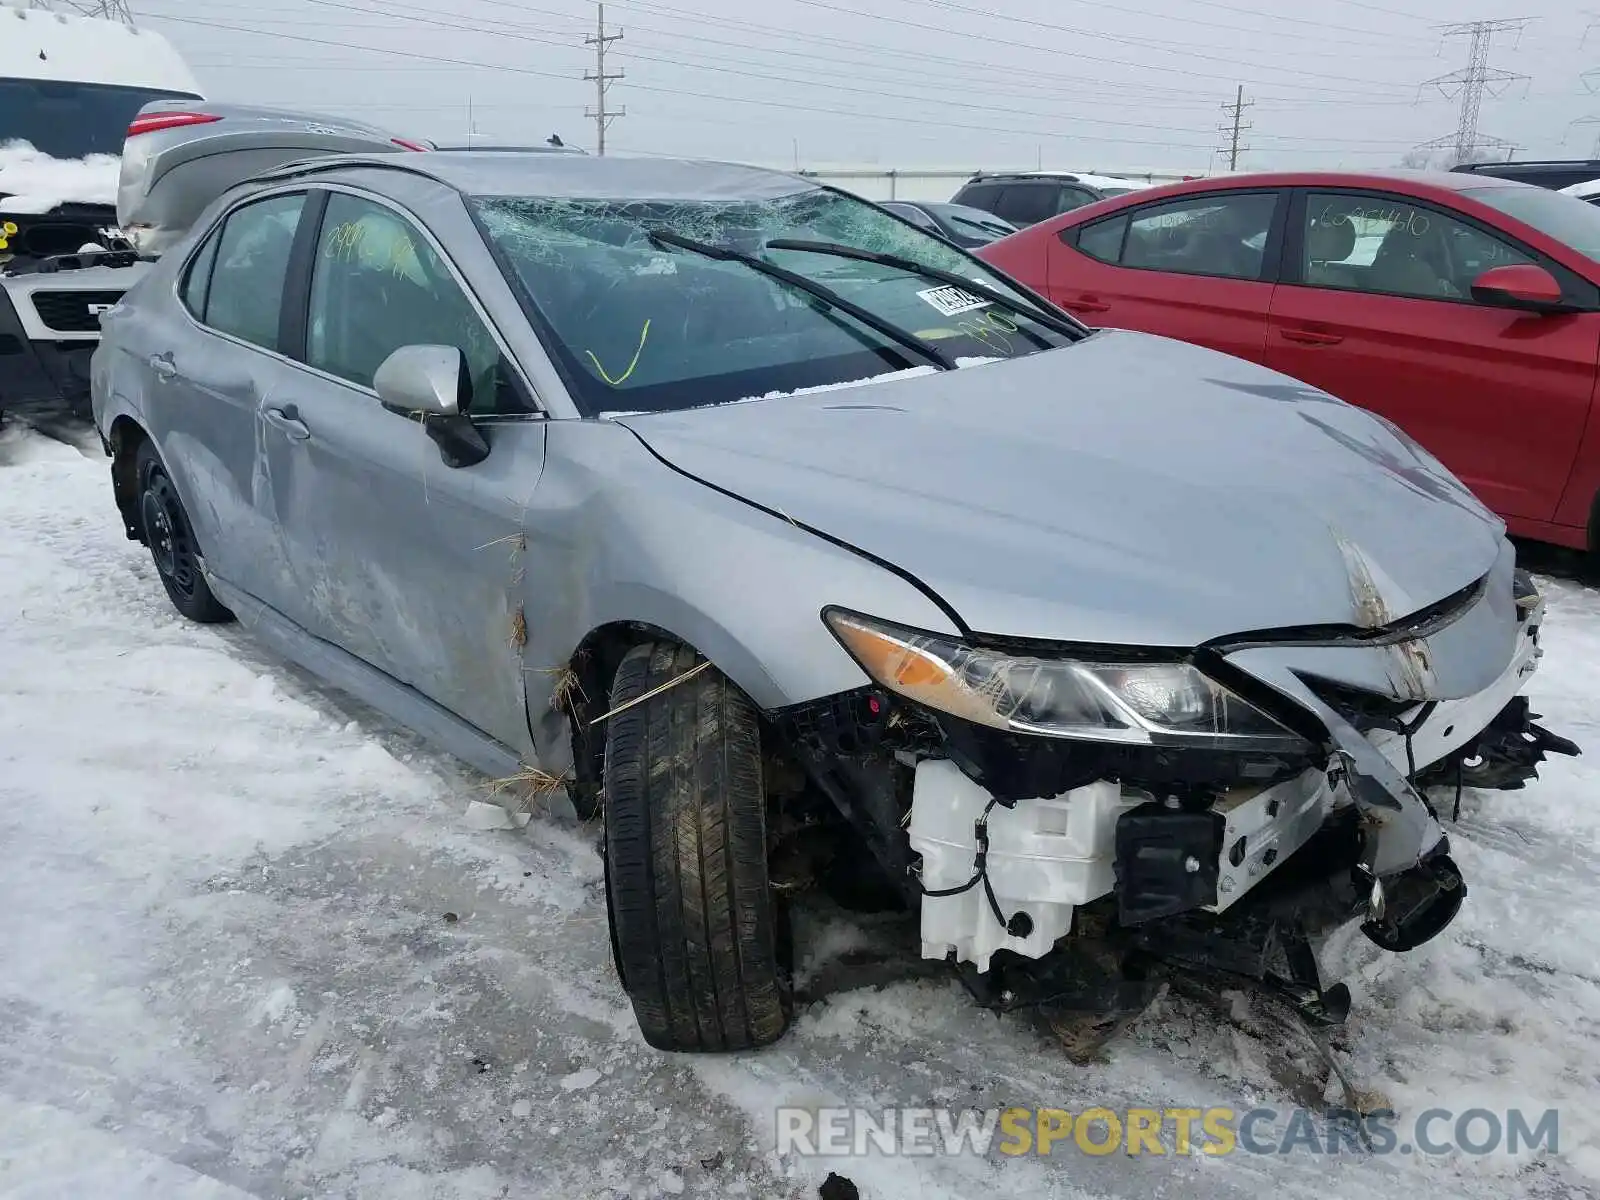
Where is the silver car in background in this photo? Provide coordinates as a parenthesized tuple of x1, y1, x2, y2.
(91, 135, 1576, 1055)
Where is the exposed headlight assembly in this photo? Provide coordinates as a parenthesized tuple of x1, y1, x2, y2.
(825, 609, 1309, 752)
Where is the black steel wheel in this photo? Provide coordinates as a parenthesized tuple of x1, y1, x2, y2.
(135, 440, 233, 624)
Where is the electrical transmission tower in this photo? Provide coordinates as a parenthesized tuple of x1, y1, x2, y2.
(42, 0, 135, 21)
(584, 2, 625, 157)
(1414, 18, 1531, 166)
(1217, 85, 1253, 171)
(1575, 114, 1600, 156)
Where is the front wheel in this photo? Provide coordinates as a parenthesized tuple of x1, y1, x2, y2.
(135, 440, 233, 624)
(602, 641, 792, 1052)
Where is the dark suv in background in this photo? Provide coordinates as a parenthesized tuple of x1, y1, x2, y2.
(950, 171, 1134, 228)
(1449, 159, 1600, 190)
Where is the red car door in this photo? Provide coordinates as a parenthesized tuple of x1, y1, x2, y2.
(1042, 189, 1284, 364)
(1264, 189, 1600, 525)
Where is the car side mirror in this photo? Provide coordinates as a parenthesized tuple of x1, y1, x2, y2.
(373, 344, 489, 468)
(1469, 264, 1571, 314)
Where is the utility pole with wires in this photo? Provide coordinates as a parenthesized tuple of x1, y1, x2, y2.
(1414, 18, 1531, 166)
(584, 2, 625, 157)
(1218, 85, 1252, 172)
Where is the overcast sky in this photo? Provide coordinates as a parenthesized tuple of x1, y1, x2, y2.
(135, 0, 1600, 172)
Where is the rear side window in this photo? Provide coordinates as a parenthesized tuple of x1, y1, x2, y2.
(992, 184, 1061, 227)
(1075, 214, 1129, 262)
(202, 193, 307, 351)
(1119, 193, 1277, 281)
(180, 228, 221, 319)
(1055, 186, 1099, 215)
(955, 183, 1003, 213)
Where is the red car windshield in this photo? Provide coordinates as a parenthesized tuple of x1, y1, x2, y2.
(1460, 185, 1600, 264)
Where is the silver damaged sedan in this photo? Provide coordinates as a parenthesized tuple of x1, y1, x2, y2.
(92, 135, 1578, 1054)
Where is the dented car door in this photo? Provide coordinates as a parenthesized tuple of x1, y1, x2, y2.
(145, 189, 312, 612)
(262, 188, 546, 757)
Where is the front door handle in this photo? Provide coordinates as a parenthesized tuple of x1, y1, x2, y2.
(263, 404, 311, 441)
(1278, 327, 1344, 346)
(1060, 295, 1111, 313)
(148, 352, 176, 380)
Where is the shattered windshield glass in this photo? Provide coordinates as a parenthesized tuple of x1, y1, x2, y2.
(470, 189, 1073, 416)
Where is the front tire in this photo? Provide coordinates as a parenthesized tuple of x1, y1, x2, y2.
(602, 641, 791, 1052)
(135, 440, 233, 624)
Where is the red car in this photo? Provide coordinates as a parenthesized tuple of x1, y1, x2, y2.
(978, 170, 1600, 550)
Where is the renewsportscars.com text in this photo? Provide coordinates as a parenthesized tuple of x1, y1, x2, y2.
(775, 1105, 1560, 1158)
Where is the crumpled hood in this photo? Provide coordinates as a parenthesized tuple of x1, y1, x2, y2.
(615, 329, 1506, 648)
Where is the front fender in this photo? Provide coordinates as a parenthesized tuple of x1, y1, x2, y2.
(521, 420, 962, 776)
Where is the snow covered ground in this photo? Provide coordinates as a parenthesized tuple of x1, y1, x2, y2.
(3, 419, 1599, 1200)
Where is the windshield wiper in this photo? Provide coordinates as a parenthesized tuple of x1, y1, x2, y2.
(762, 238, 1084, 342)
(645, 228, 957, 371)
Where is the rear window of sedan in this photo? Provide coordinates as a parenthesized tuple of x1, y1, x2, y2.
(469, 189, 1073, 416)
(1460, 185, 1600, 263)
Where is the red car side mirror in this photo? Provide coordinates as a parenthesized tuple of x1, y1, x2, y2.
(1470, 263, 1569, 313)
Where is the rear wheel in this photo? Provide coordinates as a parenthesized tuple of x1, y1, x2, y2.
(135, 441, 233, 624)
(602, 641, 792, 1051)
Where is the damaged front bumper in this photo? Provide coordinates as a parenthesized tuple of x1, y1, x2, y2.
(904, 547, 1568, 980)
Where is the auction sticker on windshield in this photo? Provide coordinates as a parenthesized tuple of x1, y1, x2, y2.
(917, 283, 990, 316)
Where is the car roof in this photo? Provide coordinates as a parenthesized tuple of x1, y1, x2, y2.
(965, 170, 1129, 188)
(1043, 168, 1539, 220)
(1100, 168, 1528, 195)
(260, 150, 820, 203)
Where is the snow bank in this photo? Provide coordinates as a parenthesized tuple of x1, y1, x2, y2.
(0, 140, 120, 213)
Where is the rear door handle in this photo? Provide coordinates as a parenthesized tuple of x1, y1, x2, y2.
(148, 353, 176, 380)
(263, 404, 311, 441)
(1060, 295, 1111, 314)
(1278, 327, 1344, 346)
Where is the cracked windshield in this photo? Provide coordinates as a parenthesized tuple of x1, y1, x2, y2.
(471, 189, 1075, 415)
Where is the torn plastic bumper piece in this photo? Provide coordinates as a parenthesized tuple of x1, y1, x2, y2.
(1359, 839, 1466, 953)
(1417, 694, 1581, 792)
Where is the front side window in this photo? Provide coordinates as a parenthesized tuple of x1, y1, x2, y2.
(471, 187, 1075, 417)
(1120, 192, 1277, 280)
(203, 193, 306, 351)
(1302, 191, 1533, 301)
(1457, 184, 1600, 264)
(306, 193, 526, 415)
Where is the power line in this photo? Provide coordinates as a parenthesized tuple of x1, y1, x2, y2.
(1219, 85, 1253, 171)
(583, 1, 625, 156)
(299, 0, 1431, 145)
(1414, 18, 1532, 165)
(769, 0, 1418, 92)
(873, 0, 1442, 61)
(143, 7, 1434, 158)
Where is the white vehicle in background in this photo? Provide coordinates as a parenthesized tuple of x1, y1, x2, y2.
(0, 2, 422, 427)
(1559, 177, 1600, 205)
(0, 0, 203, 424)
